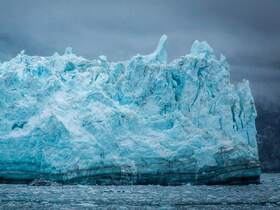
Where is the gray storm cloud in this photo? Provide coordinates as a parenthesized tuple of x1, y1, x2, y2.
(0, 0, 279, 103)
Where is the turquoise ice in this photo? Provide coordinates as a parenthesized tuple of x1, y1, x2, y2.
(0, 35, 260, 184)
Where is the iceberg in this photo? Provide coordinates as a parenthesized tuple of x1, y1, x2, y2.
(0, 35, 260, 185)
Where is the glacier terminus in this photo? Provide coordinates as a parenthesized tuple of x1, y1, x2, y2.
(0, 35, 260, 185)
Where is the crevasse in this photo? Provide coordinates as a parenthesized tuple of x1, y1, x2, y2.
(0, 35, 260, 185)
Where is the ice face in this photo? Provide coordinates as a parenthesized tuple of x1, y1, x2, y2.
(0, 35, 260, 185)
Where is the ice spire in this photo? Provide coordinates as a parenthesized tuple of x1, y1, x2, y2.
(64, 47, 73, 55)
(146, 34, 168, 64)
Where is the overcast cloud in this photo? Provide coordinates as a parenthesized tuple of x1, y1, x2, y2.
(0, 0, 279, 104)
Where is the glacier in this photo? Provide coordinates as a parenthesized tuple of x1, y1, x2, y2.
(0, 35, 260, 185)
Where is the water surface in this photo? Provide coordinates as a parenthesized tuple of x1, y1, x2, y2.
(0, 173, 279, 209)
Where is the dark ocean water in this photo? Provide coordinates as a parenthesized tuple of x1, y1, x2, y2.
(0, 173, 279, 210)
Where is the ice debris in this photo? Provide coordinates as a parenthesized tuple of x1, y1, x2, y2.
(0, 35, 260, 185)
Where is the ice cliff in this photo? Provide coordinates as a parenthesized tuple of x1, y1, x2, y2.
(0, 35, 260, 185)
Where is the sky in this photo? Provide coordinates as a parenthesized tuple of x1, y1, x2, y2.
(0, 0, 279, 105)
